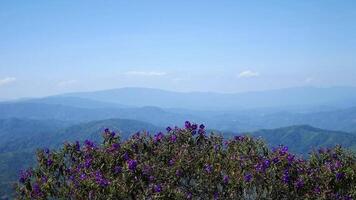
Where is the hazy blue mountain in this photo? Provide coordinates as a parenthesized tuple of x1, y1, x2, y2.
(200, 106, 356, 133)
(0, 102, 199, 127)
(61, 86, 356, 110)
(2, 100, 356, 133)
(250, 125, 356, 155)
(24, 96, 129, 109)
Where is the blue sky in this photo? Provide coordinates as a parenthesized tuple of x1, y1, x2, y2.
(0, 0, 355, 99)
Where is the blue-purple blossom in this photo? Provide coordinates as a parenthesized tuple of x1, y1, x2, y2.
(41, 176, 48, 183)
(295, 179, 304, 189)
(176, 169, 182, 177)
(223, 175, 229, 184)
(114, 166, 122, 174)
(84, 140, 95, 148)
(153, 184, 162, 193)
(244, 173, 253, 182)
(204, 164, 213, 174)
(154, 132, 164, 143)
(170, 134, 177, 143)
(187, 192, 192, 199)
(214, 192, 219, 200)
(44, 148, 50, 154)
(123, 152, 129, 161)
(127, 159, 138, 171)
(95, 171, 109, 187)
(282, 170, 290, 183)
(80, 173, 86, 180)
(46, 159, 53, 166)
(32, 183, 42, 196)
(19, 169, 32, 183)
(191, 123, 198, 130)
(198, 128, 205, 135)
(234, 135, 244, 141)
(185, 121, 192, 129)
(85, 158, 92, 168)
(75, 141, 80, 151)
(336, 172, 344, 181)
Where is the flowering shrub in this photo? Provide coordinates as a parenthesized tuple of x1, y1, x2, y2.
(16, 122, 356, 199)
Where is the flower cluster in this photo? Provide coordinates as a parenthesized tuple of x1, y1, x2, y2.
(16, 122, 356, 199)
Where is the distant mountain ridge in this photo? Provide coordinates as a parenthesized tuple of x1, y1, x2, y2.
(60, 86, 356, 110)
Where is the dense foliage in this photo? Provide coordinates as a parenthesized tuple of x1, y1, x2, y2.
(16, 122, 356, 199)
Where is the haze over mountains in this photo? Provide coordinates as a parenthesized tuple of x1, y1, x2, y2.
(2, 86, 356, 132)
(1, 86, 356, 198)
(59, 86, 356, 110)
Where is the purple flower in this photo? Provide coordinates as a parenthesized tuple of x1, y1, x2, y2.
(142, 165, 151, 176)
(313, 186, 321, 194)
(111, 143, 120, 151)
(46, 159, 53, 167)
(41, 176, 48, 183)
(166, 126, 172, 132)
(176, 169, 182, 177)
(111, 131, 116, 137)
(95, 171, 109, 187)
(204, 164, 213, 174)
(127, 159, 138, 171)
(114, 166, 122, 174)
(187, 192, 192, 199)
(19, 169, 32, 183)
(149, 175, 155, 182)
(282, 170, 290, 183)
(154, 132, 164, 143)
(244, 173, 253, 182)
(287, 155, 295, 163)
(123, 152, 129, 161)
(44, 148, 50, 154)
(154, 184, 162, 193)
(198, 128, 205, 136)
(278, 146, 288, 156)
(84, 140, 95, 148)
(32, 183, 42, 196)
(75, 141, 80, 151)
(295, 179, 304, 189)
(185, 121, 192, 129)
(199, 124, 205, 130)
(85, 158, 92, 168)
(191, 124, 198, 130)
(80, 173, 86, 180)
(264, 159, 271, 167)
(234, 135, 244, 141)
(223, 175, 229, 184)
(336, 172, 344, 181)
(170, 134, 177, 143)
(214, 192, 219, 200)
(272, 157, 279, 164)
(169, 159, 175, 166)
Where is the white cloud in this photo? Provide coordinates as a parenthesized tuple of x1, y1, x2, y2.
(0, 77, 16, 86)
(238, 70, 260, 78)
(57, 80, 77, 87)
(125, 71, 167, 77)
